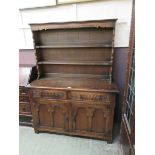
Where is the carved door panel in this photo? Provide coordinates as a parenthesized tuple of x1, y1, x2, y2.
(91, 107, 111, 134)
(46, 101, 70, 131)
(31, 100, 70, 132)
(72, 105, 88, 132)
(72, 103, 112, 136)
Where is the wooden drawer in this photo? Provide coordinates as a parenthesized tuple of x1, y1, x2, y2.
(19, 103, 31, 114)
(19, 115, 32, 126)
(69, 91, 112, 103)
(19, 87, 28, 95)
(31, 89, 67, 100)
(19, 95, 29, 102)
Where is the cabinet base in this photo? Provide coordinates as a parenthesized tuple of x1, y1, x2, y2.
(33, 127, 113, 143)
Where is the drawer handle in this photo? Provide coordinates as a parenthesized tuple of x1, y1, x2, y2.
(21, 92, 27, 95)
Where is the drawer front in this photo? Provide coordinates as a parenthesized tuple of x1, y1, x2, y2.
(69, 91, 112, 103)
(31, 89, 67, 100)
(19, 104, 31, 113)
(19, 95, 29, 102)
(19, 87, 28, 95)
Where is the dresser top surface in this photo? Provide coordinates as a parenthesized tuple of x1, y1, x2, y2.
(28, 77, 118, 93)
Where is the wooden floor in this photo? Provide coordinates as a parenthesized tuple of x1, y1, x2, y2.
(19, 126, 121, 155)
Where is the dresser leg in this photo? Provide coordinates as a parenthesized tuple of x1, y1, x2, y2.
(107, 139, 112, 144)
(34, 129, 39, 134)
(107, 136, 113, 144)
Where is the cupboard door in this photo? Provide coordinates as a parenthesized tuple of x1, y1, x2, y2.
(72, 106, 88, 132)
(31, 100, 70, 132)
(72, 102, 113, 139)
(91, 108, 108, 133)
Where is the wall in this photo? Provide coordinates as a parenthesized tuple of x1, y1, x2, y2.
(19, 0, 132, 123)
(113, 47, 128, 122)
(18, 0, 56, 9)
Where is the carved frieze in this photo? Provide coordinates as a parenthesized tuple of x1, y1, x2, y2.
(32, 90, 65, 99)
(80, 94, 109, 102)
(41, 91, 64, 99)
(70, 92, 110, 102)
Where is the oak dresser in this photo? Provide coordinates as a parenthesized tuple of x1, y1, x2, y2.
(28, 20, 119, 143)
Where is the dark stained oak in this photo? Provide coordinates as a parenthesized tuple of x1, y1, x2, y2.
(19, 65, 38, 126)
(28, 77, 118, 92)
(28, 19, 118, 143)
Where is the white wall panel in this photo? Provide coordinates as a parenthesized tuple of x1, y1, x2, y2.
(19, 29, 26, 49)
(76, 1, 118, 20)
(76, 0, 132, 47)
(23, 29, 34, 48)
(115, 22, 130, 47)
(19, 0, 56, 9)
(20, 4, 77, 26)
(19, 0, 132, 49)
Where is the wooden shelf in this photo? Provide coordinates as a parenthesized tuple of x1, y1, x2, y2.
(41, 73, 111, 80)
(35, 44, 112, 49)
(37, 61, 112, 66)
